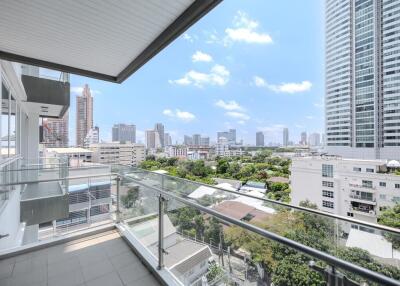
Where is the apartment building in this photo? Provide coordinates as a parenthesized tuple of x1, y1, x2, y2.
(42, 111, 69, 148)
(112, 123, 136, 143)
(145, 129, 161, 149)
(291, 156, 400, 223)
(83, 126, 99, 147)
(216, 137, 244, 157)
(256, 131, 264, 147)
(89, 142, 145, 166)
(165, 145, 187, 159)
(76, 84, 93, 147)
(325, 0, 400, 160)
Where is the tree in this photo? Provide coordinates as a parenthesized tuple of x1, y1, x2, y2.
(120, 186, 140, 208)
(272, 254, 325, 286)
(216, 158, 230, 174)
(336, 247, 400, 283)
(206, 261, 224, 282)
(377, 204, 400, 249)
(194, 215, 205, 238)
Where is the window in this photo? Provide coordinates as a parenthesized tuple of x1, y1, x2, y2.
(366, 168, 374, 173)
(347, 212, 354, 217)
(322, 200, 334, 209)
(322, 181, 334, 187)
(322, 164, 333, 177)
(353, 167, 361, 172)
(380, 194, 386, 200)
(379, 182, 386, 187)
(362, 180, 373, 188)
(396, 184, 400, 189)
(322, 190, 334, 198)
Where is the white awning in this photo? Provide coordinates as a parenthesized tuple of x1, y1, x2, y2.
(0, 0, 221, 83)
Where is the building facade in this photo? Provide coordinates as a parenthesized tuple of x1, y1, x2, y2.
(112, 123, 136, 143)
(84, 126, 99, 147)
(76, 84, 93, 147)
(325, 0, 400, 159)
(283, 128, 289, 147)
(42, 111, 69, 148)
(217, 129, 236, 145)
(291, 156, 400, 223)
(145, 130, 160, 149)
(256, 131, 264, 147)
(309, 132, 321, 147)
(154, 123, 165, 147)
(90, 142, 145, 166)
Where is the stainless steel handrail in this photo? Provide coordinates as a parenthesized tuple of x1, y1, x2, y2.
(128, 169, 400, 235)
(0, 165, 111, 172)
(0, 173, 115, 187)
(124, 174, 400, 286)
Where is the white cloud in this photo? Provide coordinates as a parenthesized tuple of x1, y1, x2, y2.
(163, 109, 174, 116)
(169, 64, 230, 88)
(225, 111, 250, 121)
(253, 76, 312, 94)
(215, 100, 244, 111)
(182, 33, 193, 43)
(306, 115, 314, 120)
(163, 109, 196, 122)
(253, 76, 267, 87)
(224, 11, 272, 45)
(192, 51, 213, 62)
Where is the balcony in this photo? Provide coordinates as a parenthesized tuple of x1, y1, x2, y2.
(1, 164, 400, 286)
(21, 70, 70, 118)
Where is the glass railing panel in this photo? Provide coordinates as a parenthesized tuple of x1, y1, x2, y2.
(124, 170, 400, 284)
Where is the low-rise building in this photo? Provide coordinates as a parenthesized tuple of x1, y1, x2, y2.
(291, 156, 400, 223)
(165, 145, 187, 159)
(89, 142, 145, 166)
(44, 147, 93, 167)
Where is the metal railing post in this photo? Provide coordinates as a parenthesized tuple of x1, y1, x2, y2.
(116, 176, 121, 223)
(158, 194, 165, 270)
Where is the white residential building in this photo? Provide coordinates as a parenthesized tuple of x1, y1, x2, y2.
(83, 126, 99, 147)
(165, 145, 187, 159)
(291, 156, 400, 223)
(89, 142, 145, 166)
(216, 137, 243, 157)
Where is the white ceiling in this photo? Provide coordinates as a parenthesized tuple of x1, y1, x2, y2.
(0, 0, 200, 81)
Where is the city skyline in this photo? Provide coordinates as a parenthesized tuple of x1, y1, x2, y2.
(60, 0, 324, 146)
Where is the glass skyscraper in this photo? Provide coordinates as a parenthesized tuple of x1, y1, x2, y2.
(325, 0, 400, 159)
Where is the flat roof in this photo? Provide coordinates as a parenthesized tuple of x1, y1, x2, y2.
(0, 0, 221, 83)
(46, 147, 93, 154)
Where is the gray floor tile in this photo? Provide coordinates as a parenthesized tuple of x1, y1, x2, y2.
(81, 259, 114, 282)
(48, 267, 85, 286)
(109, 251, 140, 269)
(117, 262, 149, 285)
(85, 272, 123, 286)
(125, 274, 161, 286)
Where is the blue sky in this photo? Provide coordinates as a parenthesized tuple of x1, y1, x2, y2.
(68, 0, 325, 146)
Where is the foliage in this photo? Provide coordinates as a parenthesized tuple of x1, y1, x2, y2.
(377, 204, 400, 249)
(267, 182, 291, 203)
(336, 247, 400, 283)
(120, 186, 139, 208)
(272, 254, 325, 286)
(206, 261, 224, 282)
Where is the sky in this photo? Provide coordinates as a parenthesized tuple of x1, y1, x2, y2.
(67, 0, 325, 146)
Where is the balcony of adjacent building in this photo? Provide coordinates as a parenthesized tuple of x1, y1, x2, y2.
(1, 162, 400, 286)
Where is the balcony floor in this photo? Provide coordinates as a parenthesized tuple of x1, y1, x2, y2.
(0, 230, 161, 286)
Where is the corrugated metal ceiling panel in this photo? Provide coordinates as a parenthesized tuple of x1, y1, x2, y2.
(0, 0, 221, 82)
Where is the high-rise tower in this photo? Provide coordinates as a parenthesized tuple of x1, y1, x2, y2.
(325, 0, 400, 159)
(76, 84, 93, 147)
